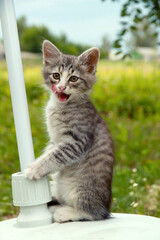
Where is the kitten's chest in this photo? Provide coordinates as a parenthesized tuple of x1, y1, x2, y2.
(47, 113, 65, 143)
(46, 104, 71, 144)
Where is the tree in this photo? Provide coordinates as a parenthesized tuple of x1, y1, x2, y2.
(100, 36, 111, 58)
(20, 25, 57, 53)
(17, 16, 27, 39)
(131, 18, 158, 48)
(102, 0, 160, 57)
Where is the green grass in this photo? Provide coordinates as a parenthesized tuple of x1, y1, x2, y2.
(0, 59, 160, 220)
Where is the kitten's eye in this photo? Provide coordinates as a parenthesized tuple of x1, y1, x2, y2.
(69, 76, 79, 82)
(53, 73, 60, 80)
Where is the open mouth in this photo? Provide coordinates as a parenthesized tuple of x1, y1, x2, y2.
(57, 92, 70, 102)
(51, 84, 70, 102)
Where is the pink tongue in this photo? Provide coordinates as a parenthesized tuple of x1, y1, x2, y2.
(58, 93, 68, 102)
(51, 84, 58, 94)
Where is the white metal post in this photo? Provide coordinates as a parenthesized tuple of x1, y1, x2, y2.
(0, 0, 35, 172)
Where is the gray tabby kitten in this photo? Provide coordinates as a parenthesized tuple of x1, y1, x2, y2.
(25, 40, 114, 223)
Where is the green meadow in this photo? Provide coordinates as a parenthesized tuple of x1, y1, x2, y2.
(0, 58, 160, 220)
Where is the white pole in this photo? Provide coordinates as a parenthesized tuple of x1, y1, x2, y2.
(0, 0, 52, 227)
(0, 0, 35, 171)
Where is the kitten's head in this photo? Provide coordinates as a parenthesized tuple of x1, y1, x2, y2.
(42, 40, 99, 103)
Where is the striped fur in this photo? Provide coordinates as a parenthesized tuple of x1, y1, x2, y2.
(25, 40, 114, 223)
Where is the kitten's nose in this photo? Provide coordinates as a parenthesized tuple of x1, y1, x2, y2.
(58, 85, 66, 92)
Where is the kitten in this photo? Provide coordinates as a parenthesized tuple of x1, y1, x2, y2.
(25, 40, 114, 223)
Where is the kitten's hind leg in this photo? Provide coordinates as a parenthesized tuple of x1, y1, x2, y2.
(51, 205, 93, 223)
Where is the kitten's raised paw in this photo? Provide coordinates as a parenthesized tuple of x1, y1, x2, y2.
(24, 161, 44, 180)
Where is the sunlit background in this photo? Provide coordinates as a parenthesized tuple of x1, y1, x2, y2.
(0, 0, 160, 221)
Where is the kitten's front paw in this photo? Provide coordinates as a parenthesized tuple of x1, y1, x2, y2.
(25, 160, 45, 180)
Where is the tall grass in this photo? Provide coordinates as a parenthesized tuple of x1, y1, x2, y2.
(0, 59, 160, 220)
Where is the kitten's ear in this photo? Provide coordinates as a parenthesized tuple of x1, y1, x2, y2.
(42, 40, 61, 65)
(78, 47, 100, 74)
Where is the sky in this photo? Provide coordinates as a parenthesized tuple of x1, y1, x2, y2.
(0, 0, 122, 47)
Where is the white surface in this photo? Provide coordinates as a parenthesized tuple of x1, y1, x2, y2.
(0, 213, 160, 240)
(0, 0, 35, 172)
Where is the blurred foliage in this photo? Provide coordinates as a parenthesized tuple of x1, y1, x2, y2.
(17, 16, 109, 58)
(131, 18, 158, 48)
(100, 36, 111, 58)
(102, 0, 160, 57)
(0, 59, 160, 220)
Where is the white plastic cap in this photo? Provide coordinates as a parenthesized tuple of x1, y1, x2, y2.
(12, 172, 52, 206)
